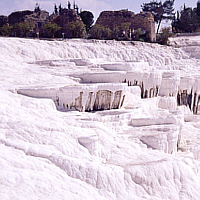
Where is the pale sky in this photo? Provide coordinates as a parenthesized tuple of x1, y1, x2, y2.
(0, 0, 199, 21)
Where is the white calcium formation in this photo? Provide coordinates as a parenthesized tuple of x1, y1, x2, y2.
(1, 36, 200, 200)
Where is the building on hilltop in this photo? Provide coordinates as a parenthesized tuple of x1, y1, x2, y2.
(7, 10, 49, 37)
(25, 10, 49, 30)
(95, 10, 156, 42)
(8, 10, 34, 25)
(5, 7, 85, 38)
(8, 10, 49, 28)
(51, 8, 86, 38)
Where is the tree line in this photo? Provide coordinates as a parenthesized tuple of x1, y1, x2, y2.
(172, 2, 200, 33)
(0, 2, 94, 39)
(1, 1, 200, 44)
(141, 0, 200, 44)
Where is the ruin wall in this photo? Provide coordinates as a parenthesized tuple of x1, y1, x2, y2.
(96, 10, 156, 42)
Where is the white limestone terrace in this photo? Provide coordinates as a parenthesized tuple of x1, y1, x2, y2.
(1, 36, 200, 199)
(17, 83, 127, 112)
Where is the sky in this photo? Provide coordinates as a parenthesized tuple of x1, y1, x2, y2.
(0, 0, 199, 21)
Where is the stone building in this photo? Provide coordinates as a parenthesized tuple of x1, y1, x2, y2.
(95, 10, 156, 42)
(8, 10, 33, 25)
(25, 11, 49, 30)
(7, 10, 49, 37)
(8, 10, 49, 28)
(6, 8, 85, 38)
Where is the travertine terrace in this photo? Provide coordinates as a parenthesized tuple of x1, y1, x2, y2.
(1, 36, 200, 200)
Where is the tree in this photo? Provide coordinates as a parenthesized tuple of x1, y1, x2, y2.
(59, 4, 62, 14)
(89, 24, 104, 39)
(177, 10, 180, 20)
(102, 27, 112, 39)
(0, 24, 11, 36)
(43, 23, 61, 38)
(34, 3, 41, 12)
(10, 24, 19, 37)
(180, 7, 195, 32)
(111, 25, 120, 40)
(75, 5, 79, 14)
(66, 21, 86, 38)
(197, 1, 200, 16)
(54, 4, 58, 15)
(68, 1, 71, 10)
(141, 0, 175, 33)
(89, 25, 115, 40)
(80, 11, 94, 32)
(18, 22, 34, 37)
(9, 22, 34, 37)
(163, 0, 175, 20)
(172, 4, 200, 33)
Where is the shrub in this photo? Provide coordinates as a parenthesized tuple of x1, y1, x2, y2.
(157, 27, 173, 45)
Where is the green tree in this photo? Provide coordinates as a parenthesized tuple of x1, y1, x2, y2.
(197, 1, 200, 16)
(19, 22, 34, 37)
(34, 3, 41, 12)
(80, 11, 94, 33)
(10, 23, 19, 37)
(111, 25, 120, 40)
(102, 27, 112, 39)
(173, 5, 200, 33)
(9, 22, 33, 37)
(54, 4, 58, 15)
(66, 21, 86, 38)
(59, 4, 62, 14)
(180, 7, 195, 32)
(0, 24, 11, 36)
(89, 24, 104, 39)
(68, 1, 71, 9)
(141, 0, 175, 33)
(43, 23, 61, 38)
(75, 5, 79, 14)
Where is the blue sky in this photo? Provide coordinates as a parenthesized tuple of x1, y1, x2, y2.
(0, 0, 199, 20)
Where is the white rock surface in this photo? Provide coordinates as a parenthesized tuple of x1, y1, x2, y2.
(0, 37, 200, 200)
